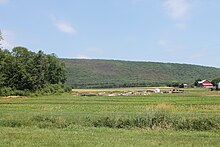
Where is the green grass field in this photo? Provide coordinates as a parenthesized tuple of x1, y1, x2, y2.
(0, 88, 220, 146)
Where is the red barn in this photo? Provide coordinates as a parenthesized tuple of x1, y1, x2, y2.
(198, 80, 213, 88)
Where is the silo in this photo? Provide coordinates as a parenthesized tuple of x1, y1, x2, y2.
(217, 83, 220, 90)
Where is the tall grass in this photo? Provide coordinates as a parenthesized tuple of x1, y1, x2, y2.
(92, 112, 220, 131)
(0, 112, 219, 131)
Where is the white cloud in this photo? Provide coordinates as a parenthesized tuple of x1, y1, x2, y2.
(0, 0, 9, 5)
(51, 15, 76, 34)
(55, 21, 76, 34)
(164, 0, 191, 20)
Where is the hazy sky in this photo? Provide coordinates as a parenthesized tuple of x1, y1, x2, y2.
(0, 0, 219, 67)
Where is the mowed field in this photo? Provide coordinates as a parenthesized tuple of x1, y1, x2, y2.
(1, 88, 220, 146)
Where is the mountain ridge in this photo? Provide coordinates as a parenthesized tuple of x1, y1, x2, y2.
(62, 59, 220, 88)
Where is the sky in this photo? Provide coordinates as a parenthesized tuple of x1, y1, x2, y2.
(0, 0, 220, 67)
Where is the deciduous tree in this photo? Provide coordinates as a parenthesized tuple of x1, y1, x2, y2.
(0, 46, 67, 92)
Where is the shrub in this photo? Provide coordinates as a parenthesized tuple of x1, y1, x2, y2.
(0, 87, 13, 96)
(62, 84, 72, 92)
(12, 90, 29, 96)
(28, 84, 72, 96)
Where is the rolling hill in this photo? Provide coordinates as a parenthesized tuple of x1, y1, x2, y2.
(62, 59, 220, 88)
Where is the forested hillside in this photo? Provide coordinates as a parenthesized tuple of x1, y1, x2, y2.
(63, 59, 220, 88)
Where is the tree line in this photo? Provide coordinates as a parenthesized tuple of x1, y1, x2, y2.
(0, 46, 70, 96)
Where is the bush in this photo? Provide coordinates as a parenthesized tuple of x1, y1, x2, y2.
(0, 87, 13, 96)
(26, 84, 72, 96)
(12, 90, 29, 96)
(0, 87, 30, 96)
(62, 84, 72, 92)
(37, 84, 71, 95)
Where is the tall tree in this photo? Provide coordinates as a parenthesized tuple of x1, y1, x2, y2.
(11, 47, 34, 90)
(194, 78, 202, 87)
(0, 49, 13, 87)
(0, 49, 5, 86)
(0, 46, 67, 91)
(46, 53, 66, 84)
(31, 50, 47, 90)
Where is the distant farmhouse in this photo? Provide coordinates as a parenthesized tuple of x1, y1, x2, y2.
(197, 80, 213, 88)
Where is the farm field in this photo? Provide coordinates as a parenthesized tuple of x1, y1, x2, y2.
(0, 88, 220, 146)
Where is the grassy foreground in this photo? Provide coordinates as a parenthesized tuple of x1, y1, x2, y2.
(1, 126, 220, 147)
(0, 88, 220, 146)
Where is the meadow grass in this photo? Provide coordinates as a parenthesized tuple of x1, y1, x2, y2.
(1, 126, 220, 147)
(0, 88, 220, 146)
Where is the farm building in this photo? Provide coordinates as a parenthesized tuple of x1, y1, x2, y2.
(197, 80, 213, 88)
(216, 82, 220, 90)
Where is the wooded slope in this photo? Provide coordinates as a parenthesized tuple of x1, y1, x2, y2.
(62, 59, 220, 88)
